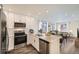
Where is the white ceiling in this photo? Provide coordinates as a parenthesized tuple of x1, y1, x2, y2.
(3, 4, 79, 23)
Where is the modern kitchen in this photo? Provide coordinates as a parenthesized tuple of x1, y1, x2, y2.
(0, 4, 79, 54)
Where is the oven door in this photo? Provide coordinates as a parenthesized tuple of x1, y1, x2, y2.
(14, 35, 26, 45)
(14, 32, 27, 45)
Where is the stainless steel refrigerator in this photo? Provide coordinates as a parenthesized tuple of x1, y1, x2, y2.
(0, 5, 1, 53)
(0, 5, 7, 54)
(77, 28, 79, 38)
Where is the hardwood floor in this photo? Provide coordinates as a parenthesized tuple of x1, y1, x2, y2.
(8, 38, 79, 54)
(61, 38, 79, 54)
(8, 45, 38, 54)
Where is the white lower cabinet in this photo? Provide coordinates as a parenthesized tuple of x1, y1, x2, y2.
(7, 28, 14, 51)
(7, 28, 14, 37)
(27, 34, 30, 45)
(33, 36, 39, 51)
(28, 34, 39, 52)
(31, 36, 34, 47)
(8, 36, 14, 51)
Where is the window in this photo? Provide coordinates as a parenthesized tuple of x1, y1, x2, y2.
(39, 21, 48, 33)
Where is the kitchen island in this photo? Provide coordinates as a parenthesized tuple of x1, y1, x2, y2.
(27, 33, 61, 54)
(38, 35, 61, 54)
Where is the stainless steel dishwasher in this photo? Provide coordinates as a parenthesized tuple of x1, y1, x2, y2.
(39, 38, 49, 54)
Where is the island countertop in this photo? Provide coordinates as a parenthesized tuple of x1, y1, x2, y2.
(28, 33, 61, 54)
(36, 34, 61, 43)
(37, 34, 61, 54)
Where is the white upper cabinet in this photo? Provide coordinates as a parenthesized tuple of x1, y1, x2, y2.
(6, 12, 14, 28)
(21, 16, 26, 23)
(14, 14, 20, 22)
(25, 16, 31, 33)
(14, 14, 26, 23)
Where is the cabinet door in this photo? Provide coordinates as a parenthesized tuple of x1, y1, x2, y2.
(27, 34, 30, 45)
(33, 36, 39, 51)
(8, 36, 14, 51)
(7, 12, 14, 28)
(31, 35, 35, 46)
(7, 28, 14, 51)
(7, 28, 14, 37)
(14, 14, 26, 23)
(14, 14, 21, 23)
(21, 16, 26, 23)
(30, 35, 39, 51)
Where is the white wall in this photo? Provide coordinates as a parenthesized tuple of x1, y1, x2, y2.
(39, 19, 79, 38)
(68, 20, 79, 37)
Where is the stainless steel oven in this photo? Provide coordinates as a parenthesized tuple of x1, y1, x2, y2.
(14, 22, 27, 46)
(14, 32, 27, 45)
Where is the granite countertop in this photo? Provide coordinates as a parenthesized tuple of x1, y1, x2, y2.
(36, 34, 61, 43)
(28, 33, 61, 43)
